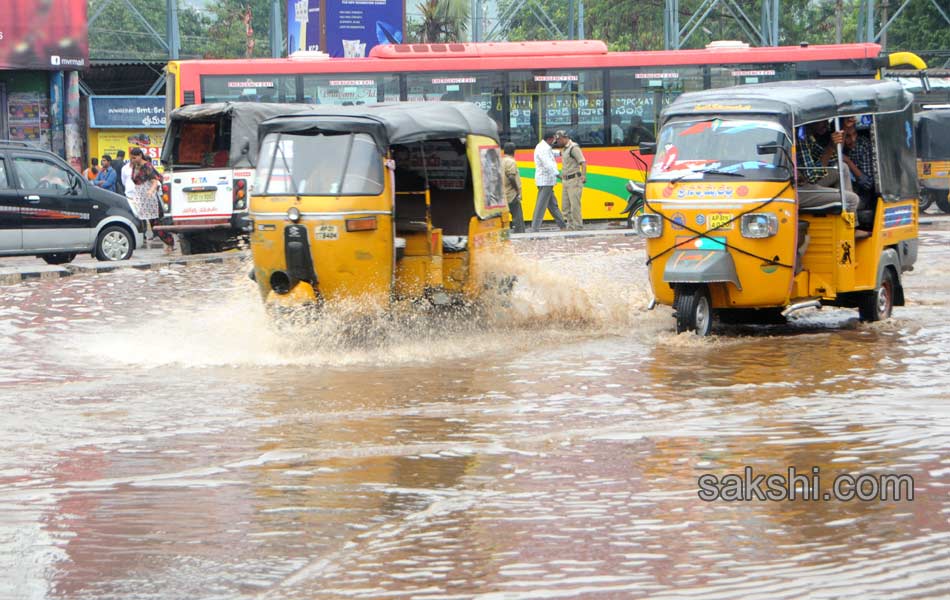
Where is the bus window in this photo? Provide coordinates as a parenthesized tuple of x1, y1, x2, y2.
(707, 63, 793, 88)
(301, 74, 399, 105)
(509, 70, 605, 147)
(404, 71, 504, 131)
(200, 75, 298, 103)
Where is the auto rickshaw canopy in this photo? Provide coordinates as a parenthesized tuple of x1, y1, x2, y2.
(257, 102, 500, 152)
(915, 108, 950, 160)
(162, 102, 317, 168)
(661, 79, 912, 126)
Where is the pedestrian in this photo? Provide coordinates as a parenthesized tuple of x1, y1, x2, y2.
(83, 157, 99, 181)
(129, 148, 175, 254)
(556, 130, 586, 231)
(502, 142, 525, 233)
(93, 155, 117, 192)
(530, 131, 566, 232)
(112, 150, 127, 197)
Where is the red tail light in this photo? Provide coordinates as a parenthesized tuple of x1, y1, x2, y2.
(161, 183, 171, 211)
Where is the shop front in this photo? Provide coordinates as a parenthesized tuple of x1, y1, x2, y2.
(87, 96, 167, 172)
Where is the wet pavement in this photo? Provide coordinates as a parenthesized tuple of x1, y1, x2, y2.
(1, 230, 949, 599)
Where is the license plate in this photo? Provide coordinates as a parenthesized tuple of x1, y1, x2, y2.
(708, 213, 734, 230)
(314, 225, 339, 241)
(187, 190, 216, 203)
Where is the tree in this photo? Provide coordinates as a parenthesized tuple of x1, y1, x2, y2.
(407, 0, 471, 43)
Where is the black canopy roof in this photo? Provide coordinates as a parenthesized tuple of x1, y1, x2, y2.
(162, 102, 318, 168)
(258, 102, 500, 149)
(662, 79, 913, 126)
(915, 108, 950, 159)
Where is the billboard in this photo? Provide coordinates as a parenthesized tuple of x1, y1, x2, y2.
(88, 96, 167, 129)
(325, 0, 404, 58)
(289, 0, 404, 58)
(0, 0, 89, 70)
(288, 0, 322, 54)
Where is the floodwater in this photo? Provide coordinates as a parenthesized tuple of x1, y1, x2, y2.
(1, 231, 949, 599)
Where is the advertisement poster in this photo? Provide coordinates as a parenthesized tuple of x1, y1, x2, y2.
(0, 0, 88, 69)
(7, 92, 51, 149)
(287, 0, 321, 53)
(325, 0, 404, 58)
(88, 96, 167, 129)
(97, 130, 166, 173)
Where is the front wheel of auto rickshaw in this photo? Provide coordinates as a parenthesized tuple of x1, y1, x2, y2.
(858, 268, 895, 322)
(673, 285, 714, 336)
(936, 193, 950, 215)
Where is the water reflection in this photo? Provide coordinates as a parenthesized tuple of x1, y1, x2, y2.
(0, 233, 948, 598)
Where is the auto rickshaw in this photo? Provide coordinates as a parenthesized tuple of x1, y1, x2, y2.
(915, 107, 950, 213)
(248, 102, 511, 310)
(636, 79, 919, 335)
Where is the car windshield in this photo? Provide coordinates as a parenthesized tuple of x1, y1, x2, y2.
(255, 132, 384, 196)
(650, 117, 791, 181)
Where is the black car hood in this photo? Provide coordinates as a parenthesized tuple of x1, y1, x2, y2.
(88, 184, 136, 213)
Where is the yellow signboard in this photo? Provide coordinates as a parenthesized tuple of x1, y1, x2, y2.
(92, 129, 166, 173)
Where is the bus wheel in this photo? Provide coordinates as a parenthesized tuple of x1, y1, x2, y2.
(936, 193, 950, 215)
(859, 268, 895, 322)
(673, 285, 713, 336)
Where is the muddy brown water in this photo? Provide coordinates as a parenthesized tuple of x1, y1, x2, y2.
(1, 232, 949, 599)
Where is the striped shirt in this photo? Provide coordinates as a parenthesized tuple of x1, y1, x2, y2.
(533, 140, 558, 187)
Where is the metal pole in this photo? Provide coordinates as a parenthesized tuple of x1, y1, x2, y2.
(578, 0, 584, 39)
(271, 0, 282, 57)
(836, 0, 843, 43)
(166, 0, 180, 59)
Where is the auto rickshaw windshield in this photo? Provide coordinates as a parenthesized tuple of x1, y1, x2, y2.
(255, 132, 384, 196)
(650, 117, 791, 182)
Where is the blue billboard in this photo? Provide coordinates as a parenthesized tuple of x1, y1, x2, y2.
(325, 0, 404, 58)
(88, 96, 166, 129)
(288, 0, 322, 54)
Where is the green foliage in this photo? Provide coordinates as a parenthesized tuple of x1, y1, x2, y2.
(407, 0, 470, 42)
(88, 0, 284, 60)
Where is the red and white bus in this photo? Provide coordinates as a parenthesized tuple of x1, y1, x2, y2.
(165, 40, 924, 221)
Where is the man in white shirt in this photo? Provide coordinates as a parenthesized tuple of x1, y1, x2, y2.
(530, 131, 566, 232)
(121, 161, 134, 201)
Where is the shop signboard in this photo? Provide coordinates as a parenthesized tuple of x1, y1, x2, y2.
(89, 96, 167, 129)
(0, 0, 88, 69)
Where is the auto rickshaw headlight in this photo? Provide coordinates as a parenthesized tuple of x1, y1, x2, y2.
(287, 207, 301, 223)
(636, 214, 663, 238)
(740, 213, 778, 238)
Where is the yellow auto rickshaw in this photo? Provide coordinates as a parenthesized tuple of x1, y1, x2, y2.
(636, 79, 919, 335)
(915, 107, 950, 213)
(248, 102, 510, 310)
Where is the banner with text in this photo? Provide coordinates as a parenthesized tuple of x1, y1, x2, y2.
(0, 0, 88, 69)
(88, 96, 167, 129)
(325, 0, 404, 58)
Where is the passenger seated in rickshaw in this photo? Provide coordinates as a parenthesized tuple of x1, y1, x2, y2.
(843, 128, 877, 228)
(796, 120, 859, 213)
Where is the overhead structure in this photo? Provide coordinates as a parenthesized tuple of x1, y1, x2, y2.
(857, 0, 950, 50)
(664, 0, 780, 50)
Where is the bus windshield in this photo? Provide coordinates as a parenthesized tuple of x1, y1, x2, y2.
(255, 132, 384, 196)
(650, 117, 791, 181)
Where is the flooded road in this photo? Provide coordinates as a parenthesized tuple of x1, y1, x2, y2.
(2, 231, 949, 599)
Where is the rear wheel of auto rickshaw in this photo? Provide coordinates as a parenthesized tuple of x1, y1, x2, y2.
(673, 285, 714, 336)
(858, 268, 895, 322)
(918, 191, 934, 213)
(936, 193, 950, 215)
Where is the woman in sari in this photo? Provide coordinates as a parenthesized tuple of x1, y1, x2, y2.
(128, 148, 175, 254)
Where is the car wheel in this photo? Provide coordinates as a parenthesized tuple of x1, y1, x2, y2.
(95, 226, 134, 261)
(858, 267, 895, 322)
(42, 253, 76, 265)
(673, 285, 714, 336)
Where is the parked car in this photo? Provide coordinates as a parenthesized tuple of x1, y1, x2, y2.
(0, 141, 144, 264)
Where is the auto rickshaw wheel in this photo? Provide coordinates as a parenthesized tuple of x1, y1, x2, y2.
(918, 191, 934, 213)
(673, 285, 713, 336)
(936, 193, 950, 215)
(858, 268, 895, 322)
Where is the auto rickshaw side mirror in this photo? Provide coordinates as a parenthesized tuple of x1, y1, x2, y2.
(757, 142, 781, 155)
(638, 142, 657, 155)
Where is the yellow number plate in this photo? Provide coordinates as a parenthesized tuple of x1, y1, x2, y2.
(187, 190, 216, 203)
(708, 213, 734, 230)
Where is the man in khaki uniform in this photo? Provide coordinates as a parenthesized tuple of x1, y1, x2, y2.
(501, 142, 525, 233)
(556, 130, 586, 230)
